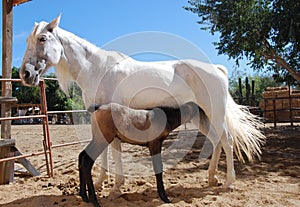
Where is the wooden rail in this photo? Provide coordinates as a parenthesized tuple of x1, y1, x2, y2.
(0, 79, 53, 183)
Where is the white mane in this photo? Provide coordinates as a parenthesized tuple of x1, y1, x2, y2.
(51, 26, 130, 94)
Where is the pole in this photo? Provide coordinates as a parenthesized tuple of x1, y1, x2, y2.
(0, 0, 14, 184)
(1, 0, 13, 139)
(238, 78, 243, 104)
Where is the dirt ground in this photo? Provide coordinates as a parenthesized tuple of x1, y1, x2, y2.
(0, 123, 299, 207)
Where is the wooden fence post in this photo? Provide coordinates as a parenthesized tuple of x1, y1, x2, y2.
(238, 78, 243, 104)
(0, 0, 14, 184)
(245, 77, 250, 106)
(1, 0, 13, 138)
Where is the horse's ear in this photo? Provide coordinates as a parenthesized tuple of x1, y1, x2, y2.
(46, 14, 61, 32)
(32, 22, 39, 35)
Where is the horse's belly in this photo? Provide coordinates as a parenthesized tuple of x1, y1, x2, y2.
(128, 90, 182, 108)
(119, 76, 195, 109)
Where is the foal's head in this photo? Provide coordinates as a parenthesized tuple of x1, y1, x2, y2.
(20, 15, 63, 86)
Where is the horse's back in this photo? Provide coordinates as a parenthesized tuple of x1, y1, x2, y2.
(92, 58, 229, 126)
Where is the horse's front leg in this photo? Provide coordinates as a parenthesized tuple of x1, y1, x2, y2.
(108, 139, 125, 199)
(95, 139, 125, 197)
(94, 147, 109, 190)
(149, 140, 171, 203)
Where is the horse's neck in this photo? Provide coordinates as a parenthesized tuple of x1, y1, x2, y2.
(54, 28, 129, 94)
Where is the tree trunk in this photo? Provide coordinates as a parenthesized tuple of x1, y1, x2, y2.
(262, 38, 300, 82)
(274, 55, 300, 82)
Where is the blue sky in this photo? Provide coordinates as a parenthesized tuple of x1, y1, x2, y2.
(1, 0, 252, 76)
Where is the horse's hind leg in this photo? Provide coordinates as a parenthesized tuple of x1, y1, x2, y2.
(208, 142, 222, 186)
(149, 140, 171, 203)
(220, 131, 235, 189)
(198, 112, 222, 186)
(207, 121, 235, 189)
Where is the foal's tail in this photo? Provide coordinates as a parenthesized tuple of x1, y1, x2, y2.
(226, 96, 266, 163)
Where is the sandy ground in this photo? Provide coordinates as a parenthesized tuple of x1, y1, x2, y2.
(0, 123, 299, 207)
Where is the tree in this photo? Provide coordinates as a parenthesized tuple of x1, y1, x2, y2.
(10, 67, 84, 111)
(185, 0, 300, 83)
(229, 70, 282, 105)
(67, 83, 85, 111)
(44, 73, 69, 111)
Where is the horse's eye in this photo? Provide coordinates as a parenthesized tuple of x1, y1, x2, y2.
(39, 36, 47, 44)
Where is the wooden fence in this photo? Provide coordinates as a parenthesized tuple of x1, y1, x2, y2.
(259, 86, 300, 127)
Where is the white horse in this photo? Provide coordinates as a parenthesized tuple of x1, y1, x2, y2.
(20, 15, 265, 206)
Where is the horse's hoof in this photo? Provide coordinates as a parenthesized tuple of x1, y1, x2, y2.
(94, 181, 104, 190)
(115, 176, 125, 187)
(108, 189, 122, 201)
(222, 182, 234, 192)
(208, 177, 219, 187)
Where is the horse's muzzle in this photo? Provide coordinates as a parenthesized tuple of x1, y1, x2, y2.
(21, 61, 46, 86)
(21, 63, 40, 86)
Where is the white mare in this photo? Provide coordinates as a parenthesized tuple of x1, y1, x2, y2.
(20, 15, 265, 198)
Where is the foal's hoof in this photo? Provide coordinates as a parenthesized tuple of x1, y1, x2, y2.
(91, 200, 101, 207)
(158, 192, 171, 203)
(79, 192, 89, 202)
(161, 196, 171, 203)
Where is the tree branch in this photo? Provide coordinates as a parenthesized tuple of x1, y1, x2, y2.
(262, 38, 300, 82)
(274, 55, 300, 82)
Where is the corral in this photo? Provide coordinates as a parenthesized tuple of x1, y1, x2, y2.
(0, 124, 299, 207)
(260, 86, 300, 126)
(0, 1, 299, 206)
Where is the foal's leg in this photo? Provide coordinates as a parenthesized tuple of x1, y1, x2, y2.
(149, 140, 171, 203)
(79, 150, 89, 202)
(79, 137, 110, 207)
(79, 150, 101, 207)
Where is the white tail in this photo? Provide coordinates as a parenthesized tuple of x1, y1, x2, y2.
(226, 95, 266, 163)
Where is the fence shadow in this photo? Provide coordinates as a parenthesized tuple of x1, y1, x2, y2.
(164, 126, 300, 182)
(234, 126, 300, 180)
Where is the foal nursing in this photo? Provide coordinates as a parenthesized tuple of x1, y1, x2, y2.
(79, 102, 200, 206)
(18, 16, 265, 207)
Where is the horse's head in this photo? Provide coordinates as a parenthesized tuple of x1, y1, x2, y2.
(20, 15, 63, 86)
